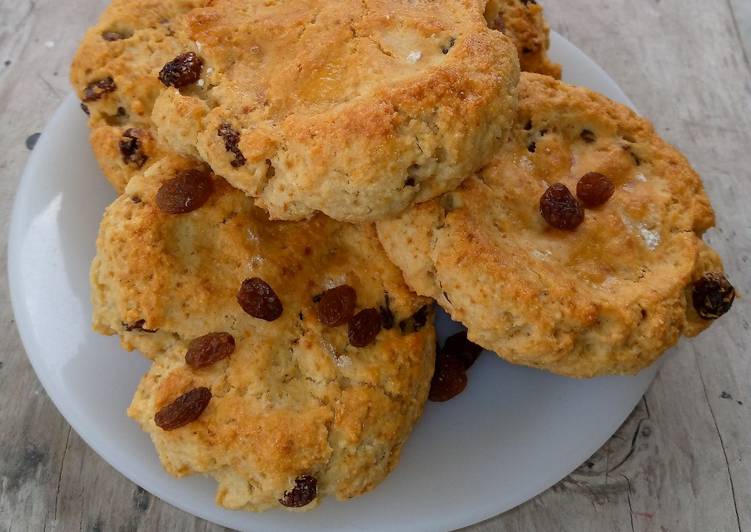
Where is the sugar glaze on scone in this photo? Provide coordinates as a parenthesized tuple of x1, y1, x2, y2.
(377, 73, 732, 378)
(484, 0, 561, 78)
(91, 154, 435, 511)
(143, 0, 519, 222)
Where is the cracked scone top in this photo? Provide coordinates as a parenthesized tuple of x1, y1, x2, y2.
(91, 154, 435, 511)
(72, 0, 520, 222)
(377, 73, 733, 378)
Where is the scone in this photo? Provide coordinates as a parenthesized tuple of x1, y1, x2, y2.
(377, 73, 734, 378)
(91, 154, 436, 511)
(71, 0, 204, 191)
(73, 0, 520, 221)
(484, 0, 561, 78)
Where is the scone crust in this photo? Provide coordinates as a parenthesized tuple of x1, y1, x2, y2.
(73, 0, 520, 221)
(484, 0, 562, 78)
(378, 73, 722, 378)
(92, 154, 435, 510)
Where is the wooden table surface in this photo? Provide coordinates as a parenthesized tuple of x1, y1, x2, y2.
(1, 1, 749, 531)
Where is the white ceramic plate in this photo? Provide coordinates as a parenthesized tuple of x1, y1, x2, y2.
(9, 32, 660, 532)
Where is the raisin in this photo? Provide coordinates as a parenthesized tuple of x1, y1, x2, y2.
(80, 102, 90, 115)
(217, 123, 246, 167)
(155, 168, 213, 214)
(348, 308, 382, 347)
(119, 128, 148, 167)
(279, 475, 317, 508)
(576, 172, 615, 208)
(491, 14, 505, 33)
(185, 332, 236, 369)
(158, 52, 203, 88)
(539, 183, 584, 230)
(429, 355, 467, 402)
(237, 278, 283, 321)
(692, 273, 735, 319)
(398, 305, 430, 334)
(442, 331, 483, 370)
(83, 76, 116, 102)
(154, 387, 211, 431)
(102, 31, 126, 41)
(316, 285, 356, 327)
(379, 294, 395, 330)
(580, 129, 596, 143)
(441, 36, 456, 54)
(122, 319, 157, 333)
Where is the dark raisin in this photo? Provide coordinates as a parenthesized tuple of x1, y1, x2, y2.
(217, 123, 246, 167)
(539, 183, 584, 230)
(692, 273, 735, 320)
(155, 168, 213, 214)
(490, 13, 506, 33)
(404, 177, 416, 187)
(399, 305, 430, 334)
(429, 355, 467, 402)
(237, 277, 283, 321)
(80, 102, 90, 115)
(521, 0, 537, 5)
(102, 31, 126, 41)
(442, 331, 483, 370)
(122, 319, 157, 333)
(523, 120, 533, 131)
(580, 129, 596, 143)
(279, 475, 317, 508)
(527, 141, 536, 153)
(348, 308, 382, 347)
(154, 387, 211, 431)
(185, 332, 236, 369)
(119, 128, 148, 167)
(379, 294, 395, 330)
(158, 52, 203, 88)
(576, 172, 615, 208)
(83, 76, 116, 102)
(316, 285, 356, 327)
(441, 36, 456, 54)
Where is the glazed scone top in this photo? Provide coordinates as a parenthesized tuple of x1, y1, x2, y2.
(377, 73, 725, 377)
(73, 0, 519, 221)
(92, 154, 435, 510)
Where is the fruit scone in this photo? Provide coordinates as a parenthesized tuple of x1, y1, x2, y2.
(484, 0, 561, 78)
(72, 0, 520, 222)
(377, 72, 735, 378)
(91, 153, 436, 511)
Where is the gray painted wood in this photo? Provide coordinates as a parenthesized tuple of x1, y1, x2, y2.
(0, 1, 748, 531)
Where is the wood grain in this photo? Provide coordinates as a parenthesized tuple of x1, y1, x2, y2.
(0, 1, 748, 531)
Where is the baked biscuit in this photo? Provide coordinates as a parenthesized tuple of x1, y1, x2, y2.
(377, 73, 733, 378)
(91, 154, 436, 511)
(73, 0, 520, 221)
(484, 0, 561, 78)
(71, 0, 205, 191)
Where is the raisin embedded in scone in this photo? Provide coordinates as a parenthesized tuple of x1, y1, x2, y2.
(484, 0, 562, 78)
(74, 0, 520, 222)
(91, 154, 436, 511)
(377, 73, 734, 378)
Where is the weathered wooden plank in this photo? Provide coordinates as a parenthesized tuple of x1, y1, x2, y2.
(0, 0, 748, 531)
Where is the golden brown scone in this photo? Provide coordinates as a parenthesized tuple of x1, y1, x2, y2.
(71, 0, 205, 191)
(377, 73, 734, 378)
(91, 154, 435, 511)
(484, 0, 561, 78)
(73, 0, 520, 221)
